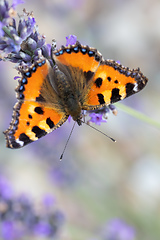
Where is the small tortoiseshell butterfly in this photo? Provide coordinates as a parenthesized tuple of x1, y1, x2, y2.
(4, 41, 148, 148)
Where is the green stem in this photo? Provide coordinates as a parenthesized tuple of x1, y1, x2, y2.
(116, 103, 160, 129)
(2, 26, 13, 39)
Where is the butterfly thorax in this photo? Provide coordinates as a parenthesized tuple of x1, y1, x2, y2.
(53, 65, 82, 125)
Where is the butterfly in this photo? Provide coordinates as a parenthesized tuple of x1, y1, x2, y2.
(4, 41, 148, 148)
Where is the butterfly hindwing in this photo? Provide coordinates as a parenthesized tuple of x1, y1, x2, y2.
(84, 60, 148, 109)
(4, 59, 68, 148)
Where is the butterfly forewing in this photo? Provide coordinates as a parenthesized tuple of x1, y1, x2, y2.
(54, 42, 102, 74)
(4, 59, 68, 148)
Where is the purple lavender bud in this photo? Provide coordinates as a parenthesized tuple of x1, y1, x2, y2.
(66, 34, 77, 46)
(3, 39, 20, 53)
(0, 2, 8, 19)
(19, 17, 36, 40)
(18, 18, 26, 36)
(0, 42, 7, 50)
(25, 17, 36, 37)
(30, 31, 38, 42)
(34, 48, 42, 58)
(89, 112, 107, 125)
(0, 39, 5, 44)
(4, 0, 9, 10)
(19, 25, 28, 40)
(11, 0, 24, 9)
(41, 44, 50, 58)
(37, 37, 46, 48)
(9, 26, 17, 36)
(109, 104, 118, 116)
(12, 33, 23, 45)
(19, 51, 32, 62)
(26, 37, 37, 51)
(108, 104, 116, 111)
(0, 22, 4, 37)
(14, 75, 21, 80)
(7, 52, 22, 63)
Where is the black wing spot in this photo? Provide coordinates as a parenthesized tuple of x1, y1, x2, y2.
(26, 121, 30, 126)
(32, 126, 46, 138)
(95, 77, 103, 88)
(111, 88, 121, 103)
(107, 76, 111, 82)
(46, 118, 55, 129)
(95, 54, 101, 62)
(11, 141, 22, 149)
(114, 80, 118, 84)
(34, 107, 44, 115)
(84, 70, 94, 82)
(19, 133, 32, 144)
(125, 83, 135, 97)
(28, 114, 32, 119)
(36, 94, 46, 102)
(97, 93, 105, 104)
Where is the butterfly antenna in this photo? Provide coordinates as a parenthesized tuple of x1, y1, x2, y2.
(81, 120, 116, 143)
(60, 121, 76, 160)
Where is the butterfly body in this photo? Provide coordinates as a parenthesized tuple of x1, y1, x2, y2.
(38, 61, 85, 125)
(4, 41, 148, 148)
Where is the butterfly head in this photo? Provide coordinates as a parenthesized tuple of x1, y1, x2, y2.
(76, 116, 82, 126)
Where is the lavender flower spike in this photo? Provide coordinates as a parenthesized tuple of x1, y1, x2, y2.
(0, 0, 24, 38)
(0, 0, 37, 58)
(0, 3, 52, 66)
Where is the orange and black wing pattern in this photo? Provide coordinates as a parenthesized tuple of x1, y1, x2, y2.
(53, 41, 148, 110)
(4, 59, 67, 148)
(84, 60, 148, 109)
(53, 41, 102, 91)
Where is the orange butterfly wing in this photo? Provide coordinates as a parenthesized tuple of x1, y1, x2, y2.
(4, 59, 67, 148)
(54, 42, 148, 111)
(85, 60, 148, 108)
